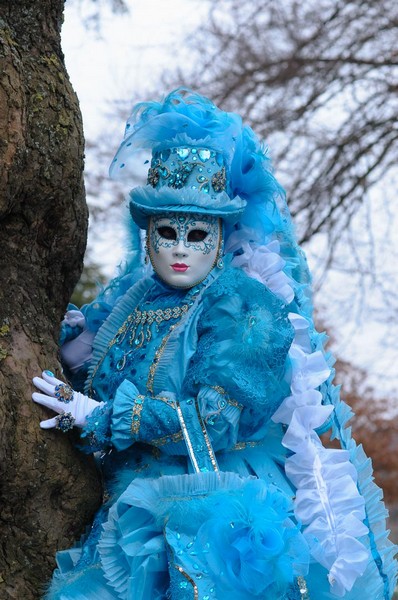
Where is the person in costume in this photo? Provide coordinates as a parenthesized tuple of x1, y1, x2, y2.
(32, 89, 397, 600)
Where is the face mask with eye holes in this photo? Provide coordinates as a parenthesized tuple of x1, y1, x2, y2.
(147, 213, 222, 288)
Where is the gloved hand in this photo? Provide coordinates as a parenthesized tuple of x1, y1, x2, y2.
(32, 370, 102, 431)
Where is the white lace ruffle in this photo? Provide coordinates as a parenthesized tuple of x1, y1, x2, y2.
(272, 313, 370, 597)
(226, 229, 295, 304)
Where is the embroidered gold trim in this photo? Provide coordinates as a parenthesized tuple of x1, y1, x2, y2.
(175, 401, 200, 474)
(123, 304, 190, 350)
(150, 431, 184, 447)
(154, 395, 176, 410)
(210, 384, 227, 395)
(227, 397, 243, 410)
(146, 323, 178, 395)
(131, 394, 145, 435)
(209, 385, 243, 410)
(174, 565, 198, 600)
(88, 302, 186, 394)
(297, 576, 310, 599)
(233, 441, 263, 451)
(195, 398, 219, 472)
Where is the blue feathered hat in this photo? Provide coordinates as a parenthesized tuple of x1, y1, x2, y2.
(109, 89, 310, 303)
(110, 89, 252, 228)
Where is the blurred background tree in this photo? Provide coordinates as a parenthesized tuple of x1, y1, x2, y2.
(165, 0, 398, 248)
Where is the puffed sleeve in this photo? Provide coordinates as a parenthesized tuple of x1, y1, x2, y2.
(183, 268, 294, 449)
(110, 380, 182, 452)
(80, 381, 184, 454)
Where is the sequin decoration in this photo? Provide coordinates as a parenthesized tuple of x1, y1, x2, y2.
(168, 162, 197, 189)
(147, 167, 160, 187)
(211, 167, 226, 192)
(297, 576, 310, 599)
(194, 398, 219, 472)
(174, 565, 198, 599)
(209, 385, 243, 410)
(150, 431, 184, 447)
(114, 303, 189, 354)
(131, 395, 145, 436)
(147, 146, 226, 195)
(147, 324, 178, 395)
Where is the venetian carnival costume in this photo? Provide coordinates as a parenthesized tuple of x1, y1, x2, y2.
(32, 89, 397, 600)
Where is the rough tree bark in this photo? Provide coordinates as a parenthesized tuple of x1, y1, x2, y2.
(0, 1, 102, 597)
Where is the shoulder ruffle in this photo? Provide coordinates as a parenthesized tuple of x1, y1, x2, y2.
(226, 232, 295, 304)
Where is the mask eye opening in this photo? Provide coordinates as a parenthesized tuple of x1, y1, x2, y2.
(157, 226, 177, 241)
(187, 229, 208, 243)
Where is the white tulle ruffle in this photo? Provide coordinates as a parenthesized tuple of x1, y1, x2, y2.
(272, 313, 370, 597)
(226, 229, 295, 304)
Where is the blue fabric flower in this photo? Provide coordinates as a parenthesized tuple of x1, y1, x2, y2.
(195, 479, 309, 598)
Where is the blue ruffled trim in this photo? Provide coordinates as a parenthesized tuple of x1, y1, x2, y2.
(98, 472, 309, 600)
(328, 380, 398, 599)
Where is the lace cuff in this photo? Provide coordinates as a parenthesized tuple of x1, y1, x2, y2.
(80, 401, 112, 453)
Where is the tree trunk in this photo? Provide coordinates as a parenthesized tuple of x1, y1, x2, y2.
(0, 1, 102, 597)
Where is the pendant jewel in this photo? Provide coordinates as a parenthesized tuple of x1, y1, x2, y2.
(113, 301, 193, 372)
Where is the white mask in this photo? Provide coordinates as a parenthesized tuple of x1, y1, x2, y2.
(148, 213, 222, 288)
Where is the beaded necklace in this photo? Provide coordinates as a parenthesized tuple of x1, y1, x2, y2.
(111, 283, 203, 373)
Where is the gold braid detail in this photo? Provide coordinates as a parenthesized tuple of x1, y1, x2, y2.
(146, 323, 178, 395)
(131, 395, 145, 435)
(150, 431, 184, 447)
(174, 565, 198, 599)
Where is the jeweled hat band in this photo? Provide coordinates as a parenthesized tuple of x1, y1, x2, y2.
(147, 147, 227, 199)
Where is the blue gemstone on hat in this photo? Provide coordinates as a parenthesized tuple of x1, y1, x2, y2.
(160, 149, 170, 161)
(159, 167, 169, 178)
(198, 149, 211, 161)
(176, 148, 189, 159)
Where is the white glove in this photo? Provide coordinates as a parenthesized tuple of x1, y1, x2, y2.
(63, 309, 86, 329)
(32, 370, 102, 431)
